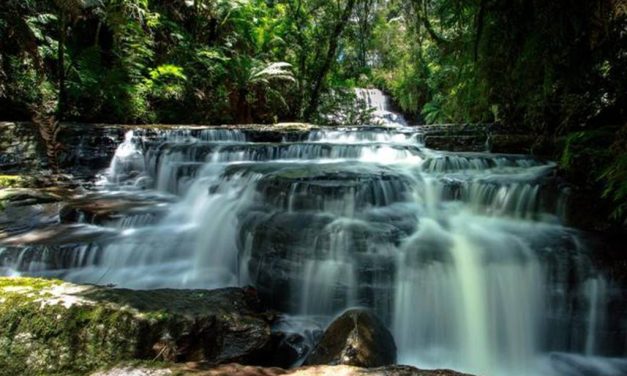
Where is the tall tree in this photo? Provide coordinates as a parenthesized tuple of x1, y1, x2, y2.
(303, 0, 357, 120)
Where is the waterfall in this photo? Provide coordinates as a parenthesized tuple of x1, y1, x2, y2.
(107, 130, 145, 184)
(584, 277, 608, 356)
(1, 121, 625, 375)
(355, 88, 408, 127)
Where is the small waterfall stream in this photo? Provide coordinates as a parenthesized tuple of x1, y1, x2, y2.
(355, 88, 408, 127)
(1, 106, 626, 374)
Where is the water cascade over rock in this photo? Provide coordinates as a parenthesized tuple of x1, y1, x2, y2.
(1, 122, 626, 376)
(355, 89, 408, 127)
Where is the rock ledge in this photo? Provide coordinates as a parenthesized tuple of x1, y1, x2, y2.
(0, 277, 272, 376)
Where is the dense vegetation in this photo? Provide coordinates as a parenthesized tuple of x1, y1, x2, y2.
(0, 0, 625, 223)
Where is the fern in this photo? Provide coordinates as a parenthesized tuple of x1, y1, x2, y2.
(250, 62, 296, 84)
(421, 101, 443, 124)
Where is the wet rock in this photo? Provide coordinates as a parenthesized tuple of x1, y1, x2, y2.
(0, 229, 114, 273)
(420, 124, 487, 152)
(0, 122, 44, 173)
(269, 331, 314, 368)
(0, 186, 73, 206)
(420, 123, 541, 155)
(265, 315, 324, 368)
(59, 193, 171, 225)
(424, 135, 487, 152)
(239, 123, 315, 142)
(252, 163, 412, 213)
(0, 187, 76, 241)
(242, 210, 400, 313)
(0, 122, 126, 175)
(0, 277, 273, 376)
(304, 308, 396, 368)
(91, 363, 474, 376)
(1, 122, 318, 175)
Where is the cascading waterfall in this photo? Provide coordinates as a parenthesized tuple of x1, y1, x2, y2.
(108, 130, 145, 184)
(584, 277, 608, 356)
(355, 88, 408, 127)
(1, 119, 625, 375)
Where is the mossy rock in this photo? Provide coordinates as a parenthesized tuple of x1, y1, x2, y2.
(0, 277, 272, 376)
(0, 175, 28, 188)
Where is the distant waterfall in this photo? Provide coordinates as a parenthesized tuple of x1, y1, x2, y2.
(355, 88, 408, 127)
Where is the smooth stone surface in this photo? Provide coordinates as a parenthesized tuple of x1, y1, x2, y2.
(304, 308, 397, 368)
(59, 193, 171, 226)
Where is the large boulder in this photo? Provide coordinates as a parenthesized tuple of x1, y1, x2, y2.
(304, 308, 396, 368)
(0, 277, 273, 376)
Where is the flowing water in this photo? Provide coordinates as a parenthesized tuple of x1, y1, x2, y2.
(355, 88, 408, 127)
(1, 98, 626, 375)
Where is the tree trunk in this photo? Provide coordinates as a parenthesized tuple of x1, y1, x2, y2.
(57, 11, 67, 120)
(231, 88, 253, 124)
(358, 0, 373, 71)
(287, 0, 308, 119)
(303, 0, 356, 121)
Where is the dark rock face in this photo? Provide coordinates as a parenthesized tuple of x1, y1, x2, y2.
(419, 123, 541, 155)
(58, 193, 171, 226)
(420, 124, 488, 152)
(0, 122, 317, 177)
(269, 331, 317, 368)
(0, 277, 273, 376)
(0, 122, 45, 172)
(304, 308, 397, 368)
(0, 122, 126, 175)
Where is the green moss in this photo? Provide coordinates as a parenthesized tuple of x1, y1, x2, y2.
(0, 277, 154, 376)
(0, 276, 62, 290)
(0, 277, 269, 376)
(0, 175, 24, 188)
(0, 177, 29, 210)
(0, 175, 40, 190)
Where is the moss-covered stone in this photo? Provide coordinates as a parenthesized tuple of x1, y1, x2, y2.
(0, 277, 272, 376)
(0, 175, 27, 188)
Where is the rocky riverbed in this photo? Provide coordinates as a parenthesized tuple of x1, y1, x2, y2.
(0, 277, 471, 376)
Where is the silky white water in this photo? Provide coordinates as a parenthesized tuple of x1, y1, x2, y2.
(2, 119, 625, 374)
(355, 88, 408, 127)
